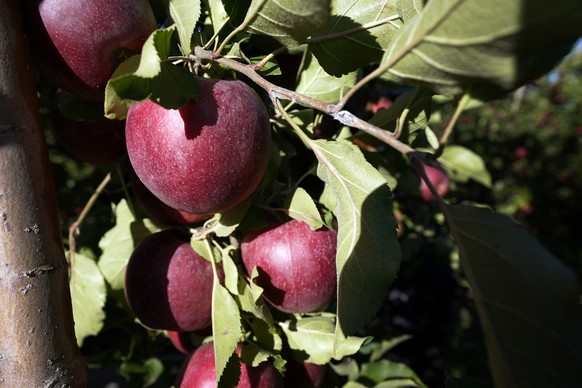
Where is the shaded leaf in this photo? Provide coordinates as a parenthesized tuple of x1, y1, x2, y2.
(360, 359, 426, 387)
(311, 139, 400, 347)
(449, 204, 582, 388)
(245, 0, 331, 48)
(169, 0, 202, 54)
(440, 145, 491, 187)
(70, 252, 106, 346)
(98, 200, 161, 289)
(381, 0, 582, 100)
(368, 89, 433, 135)
(309, 0, 402, 76)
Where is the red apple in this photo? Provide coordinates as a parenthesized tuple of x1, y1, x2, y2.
(130, 170, 211, 226)
(124, 230, 214, 332)
(241, 220, 337, 314)
(176, 343, 283, 388)
(22, 0, 156, 100)
(420, 164, 450, 202)
(168, 331, 196, 355)
(125, 77, 271, 214)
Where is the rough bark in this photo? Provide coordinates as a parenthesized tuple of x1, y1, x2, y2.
(0, 0, 87, 386)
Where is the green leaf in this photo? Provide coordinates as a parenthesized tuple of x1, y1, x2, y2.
(169, 0, 201, 54)
(311, 139, 401, 347)
(208, 196, 253, 238)
(105, 55, 141, 120)
(119, 357, 164, 387)
(359, 359, 426, 387)
(296, 50, 357, 104)
(237, 272, 274, 325)
(380, 0, 582, 100)
(211, 255, 243, 386)
(245, 0, 331, 48)
(98, 200, 161, 289)
(396, 0, 425, 22)
(109, 28, 199, 109)
(448, 204, 582, 388)
(285, 187, 324, 230)
(440, 145, 491, 187)
(309, 0, 402, 76)
(279, 316, 369, 364)
(70, 252, 106, 346)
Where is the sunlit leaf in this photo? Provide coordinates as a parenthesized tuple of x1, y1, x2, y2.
(440, 145, 491, 187)
(285, 187, 324, 230)
(279, 316, 369, 364)
(310, 139, 400, 349)
(169, 0, 202, 54)
(98, 200, 161, 289)
(70, 252, 106, 346)
(381, 0, 582, 100)
(449, 204, 582, 388)
(296, 50, 357, 104)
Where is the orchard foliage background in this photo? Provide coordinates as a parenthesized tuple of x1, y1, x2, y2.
(27, 0, 582, 386)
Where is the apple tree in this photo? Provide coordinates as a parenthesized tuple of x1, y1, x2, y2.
(2, 0, 582, 386)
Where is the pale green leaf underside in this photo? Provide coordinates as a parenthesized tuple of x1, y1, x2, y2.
(245, 0, 331, 48)
(98, 200, 160, 289)
(297, 50, 357, 104)
(311, 139, 401, 348)
(70, 253, 106, 346)
(381, 0, 582, 99)
(286, 187, 324, 230)
(449, 205, 582, 388)
(309, 0, 402, 76)
(440, 145, 491, 187)
(280, 317, 368, 364)
(169, 0, 202, 54)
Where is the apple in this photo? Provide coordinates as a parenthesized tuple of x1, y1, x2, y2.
(419, 164, 450, 202)
(124, 230, 214, 332)
(125, 77, 271, 214)
(167, 331, 196, 355)
(51, 97, 126, 165)
(22, 0, 156, 100)
(241, 220, 337, 314)
(176, 343, 283, 388)
(130, 170, 211, 226)
(283, 359, 326, 388)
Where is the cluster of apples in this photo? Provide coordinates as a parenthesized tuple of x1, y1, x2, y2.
(23, 1, 334, 386)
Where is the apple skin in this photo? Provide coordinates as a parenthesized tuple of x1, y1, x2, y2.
(51, 106, 126, 166)
(167, 331, 196, 355)
(284, 359, 326, 388)
(124, 230, 214, 332)
(420, 165, 450, 202)
(241, 220, 337, 314)
(125, 77, 271, 214)
(176, 343, 283, 388)
(22, 0, 156, 100)
(130, 170, 211, 226)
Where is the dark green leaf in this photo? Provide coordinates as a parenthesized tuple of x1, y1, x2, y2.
(245, 0, 331, 48)
(449, 204, 582, 388)
(309, 0, 402, 76)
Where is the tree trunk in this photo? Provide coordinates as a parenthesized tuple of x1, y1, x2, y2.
(0, 0, 87, 386)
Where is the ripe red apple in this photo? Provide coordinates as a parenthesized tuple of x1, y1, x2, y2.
(420, 164, 450, 202)
(51, 100, 126, 165)
(22, 0, 156, 100)
(125, 77, 271, 214)
(130, 170, 211, 226)
(241, 220, 337, 314)
(124, 230, 214, 332)
(167, 331, 196, 355)
(176, 343, 283, 388)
